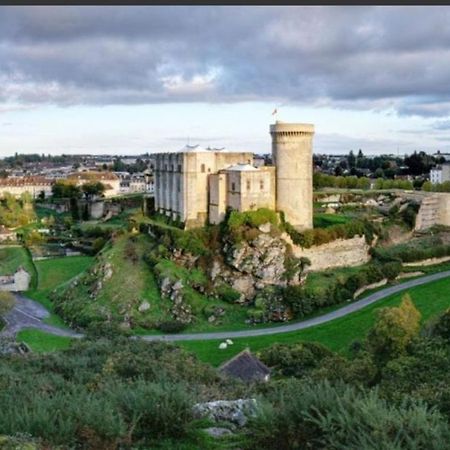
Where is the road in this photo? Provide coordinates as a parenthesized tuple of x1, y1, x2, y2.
(2, 270, 450, 342)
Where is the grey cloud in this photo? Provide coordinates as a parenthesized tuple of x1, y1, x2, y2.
(2, 6, 450, 116)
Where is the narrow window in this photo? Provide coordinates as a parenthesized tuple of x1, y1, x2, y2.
(231, 182, 236, 192)
(260, 179, 264, 190)
(178, 164, 182, 172)
(246, 180, 251, 191)
(201, 163, 205, 173)
(177, 178, 181, 192)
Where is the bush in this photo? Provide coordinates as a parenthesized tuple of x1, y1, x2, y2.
(216, 284, 241, 303)
(158, 321, 188, 333)
(260, 342, 334, 378)
(249, 379, 450, 450)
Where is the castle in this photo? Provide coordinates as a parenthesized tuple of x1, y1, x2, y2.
(153, 121, 314, 229)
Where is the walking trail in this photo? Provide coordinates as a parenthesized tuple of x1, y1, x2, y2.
(2, 270, 450, 342)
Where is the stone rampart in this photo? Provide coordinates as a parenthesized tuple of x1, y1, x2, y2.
(283, 234, 372, 271)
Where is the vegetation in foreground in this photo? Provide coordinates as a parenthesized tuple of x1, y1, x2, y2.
(1, 302, 449, 449)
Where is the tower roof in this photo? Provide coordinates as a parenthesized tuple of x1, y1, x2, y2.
(225, 163, 258, 171)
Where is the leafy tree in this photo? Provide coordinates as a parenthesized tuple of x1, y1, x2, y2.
(82, 181, 106, 200)
(52, 181, 81, 199)
(347, 150, 356, 169)
(366, 294, 421, 364)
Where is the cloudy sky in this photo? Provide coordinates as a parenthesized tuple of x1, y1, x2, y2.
(1, 6, 450, 156)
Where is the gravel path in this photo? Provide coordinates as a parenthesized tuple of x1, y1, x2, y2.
(2, 270, 450, 342)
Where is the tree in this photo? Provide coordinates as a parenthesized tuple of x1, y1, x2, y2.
(82, 181, 105, 200)
(347, 150, 356, 169)
(366, 294, 421, 364)
(52, 181, 81, 199)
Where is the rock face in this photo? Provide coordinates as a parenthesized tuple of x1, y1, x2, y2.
(159, 277, 192, 323)
(192, 399, 258, 427)
(210, 226, 302, 301)
(0, 337, 30, 355)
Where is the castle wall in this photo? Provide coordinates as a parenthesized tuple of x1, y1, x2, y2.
(270, 122, 314, 230)
(284, 233, 371, 271)
(209, 173, 227, 225)
(154, 150, 253, 228)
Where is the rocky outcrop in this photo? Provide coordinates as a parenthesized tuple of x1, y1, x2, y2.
(208, 226, 303, 301)
(193, 399, 258, 427)
(159, 277, 193, 324)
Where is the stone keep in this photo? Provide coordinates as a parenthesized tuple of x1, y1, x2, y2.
(270, 121, 314, 230)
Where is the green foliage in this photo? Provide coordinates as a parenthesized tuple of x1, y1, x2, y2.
(81, 181, 106, 199)
(282, 214, 375, 249)
(249, 379, 450, 450)
(225, 208, 278, 243)
(0, 193, 36, 228)
(51, 180, 81, 199)
(158, 321, 188, 333)
(372, 235, 450, 263)
(259, 342, 334, 378)
(366, 294, 421, 364)
(216, 284, 241, 303)
(426, 307, 450, 342)
(0, 338, 220, 449)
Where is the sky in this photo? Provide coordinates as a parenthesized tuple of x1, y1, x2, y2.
(1, 6, 450, 156)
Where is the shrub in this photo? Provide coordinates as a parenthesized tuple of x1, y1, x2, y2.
(158, 321, 188, 333)
(249, 379, 450, 450)
(216, 284, 241, 303)
(260, 342, 334, 378)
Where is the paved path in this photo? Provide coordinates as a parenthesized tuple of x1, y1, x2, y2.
(2, 270, 450, 342)
(0, 294, 83, 339)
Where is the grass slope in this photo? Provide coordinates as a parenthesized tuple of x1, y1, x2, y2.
(26, 255, 93, 327)
(17, 329, 73, 352)
(52, 234, 169, 329)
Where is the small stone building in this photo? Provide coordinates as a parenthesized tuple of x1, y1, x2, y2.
(219, 349, 271, 382)
(0, 267, 31, 292)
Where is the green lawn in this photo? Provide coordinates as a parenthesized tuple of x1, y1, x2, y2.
(19, 274, 450, 365)
(180, 275, 450, 366)
(17, 329, 73, 352)
(26, 255, 93, 327)
(313, 213, 352, 228)
(0, 246, 37, 288)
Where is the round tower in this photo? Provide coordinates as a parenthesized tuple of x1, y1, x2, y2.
(270, 121, 314, 230)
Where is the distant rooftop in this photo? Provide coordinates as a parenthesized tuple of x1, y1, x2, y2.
(219, 349, 271, 382)
(225, 163, 258, 172)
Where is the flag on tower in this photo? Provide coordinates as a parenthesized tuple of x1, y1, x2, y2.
(272, 108, 278, 116)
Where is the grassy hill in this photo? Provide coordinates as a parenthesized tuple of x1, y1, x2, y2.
(50, 233, 165, 330)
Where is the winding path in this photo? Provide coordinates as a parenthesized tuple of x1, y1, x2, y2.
(0, 294, 83, 339)
(2, 270, 450, 342)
